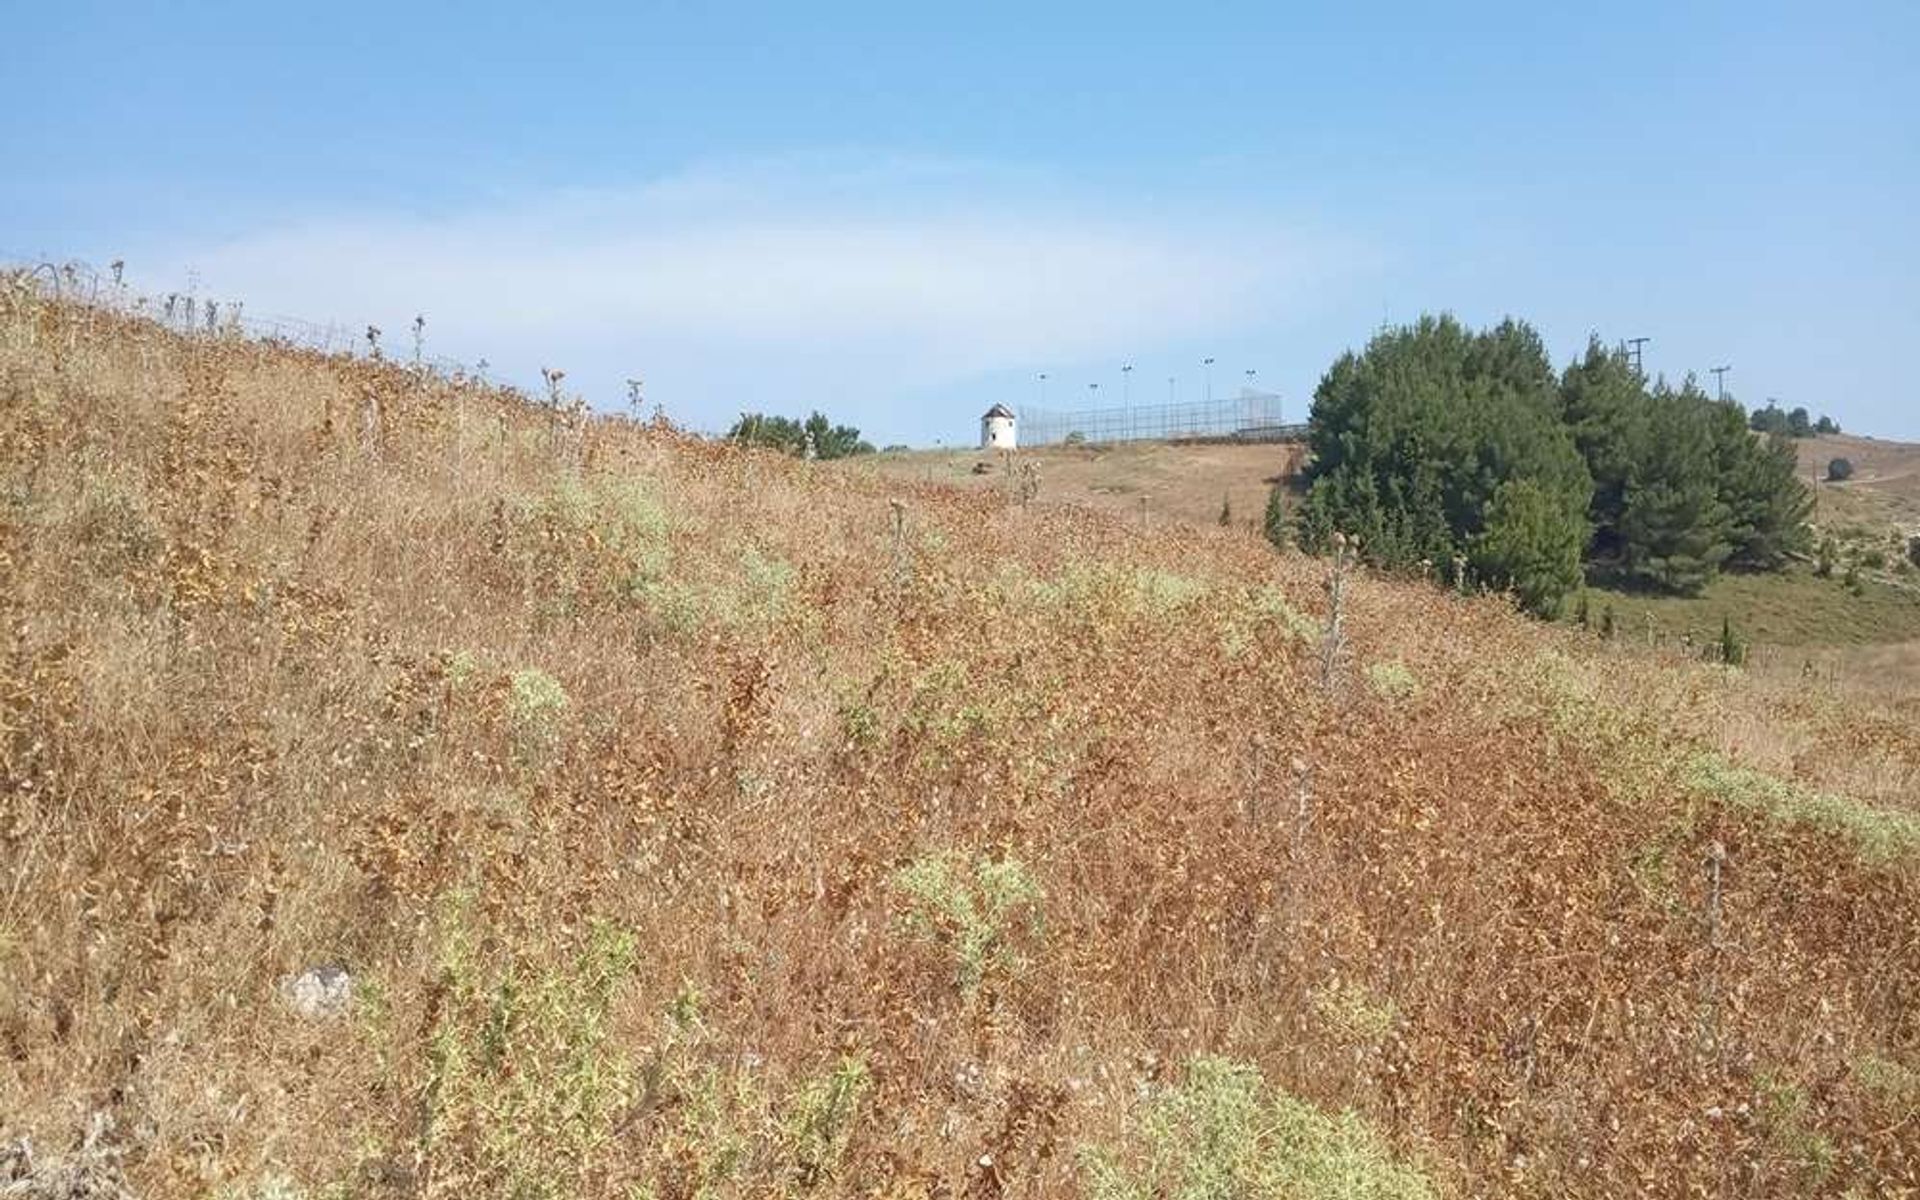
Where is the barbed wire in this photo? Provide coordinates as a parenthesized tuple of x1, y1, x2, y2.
(1, 252, 489, 380)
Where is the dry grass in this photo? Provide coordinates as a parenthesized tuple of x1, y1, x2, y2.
(3, 285, 1917, 1198)
(858, 441, 1307, 532)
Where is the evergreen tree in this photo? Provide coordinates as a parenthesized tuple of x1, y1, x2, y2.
(1473, 478, 1588, 617)
(1618, 380, 1733, 593)
(1262, 485, 1290, 549)
(1557, 338, 1648, 558)
(1708, 403, 1812, 570)
(1297, 314, 1590, 614)
(729, 410, 873, 459)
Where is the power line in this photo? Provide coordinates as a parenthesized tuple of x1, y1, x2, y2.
(1625, 336, 1649, 377)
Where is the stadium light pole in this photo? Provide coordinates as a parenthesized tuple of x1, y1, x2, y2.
(1121, 363, 1133, 407)
(1167, 376, 1176, 404)
(1203, 357, 1215, 404)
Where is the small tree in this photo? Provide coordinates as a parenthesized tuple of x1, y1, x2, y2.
(1472, 478, 1588, 618)
(1263, 485, 1291, 550)
(1827, 457, 1855, 483)
(1718, 615, 1748, 667)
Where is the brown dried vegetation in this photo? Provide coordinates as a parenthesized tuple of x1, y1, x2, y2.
(1, 281, 1915, 1198)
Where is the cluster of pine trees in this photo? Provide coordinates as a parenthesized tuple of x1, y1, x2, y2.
(1284, 315, 1813, 616)
(1748, 401, 1839, 437)
(726, 411, 875, 460)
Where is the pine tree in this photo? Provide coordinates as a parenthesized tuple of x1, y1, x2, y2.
(1262, 486, 1290, 548)
(1472, 478, 1588, 617)
(1709, 404, 1812, 570)
(1558, 338, 1649, 559)
(1619, 381, 1733, 593)
(1298, 314, 1589, 616)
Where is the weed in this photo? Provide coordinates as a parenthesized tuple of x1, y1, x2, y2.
(1684, 752, 1919, 863)
(418, 901, 638, 1199)
(1221, 583, 1319, 657)
(507, 667, 568, 766)
(893, 852, 1044, 997)
(781, 1055, 871, 1188)
(1852, 1053, 1918, 1108)
(1363, 661, 1419, 701)
(1081, 1055, 1434, 1200)
(1754, 1072, 1836, 1182)
(1311, 979, 1399, 1045)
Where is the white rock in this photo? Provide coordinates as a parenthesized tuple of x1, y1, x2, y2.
(281, 965, 353, 1019)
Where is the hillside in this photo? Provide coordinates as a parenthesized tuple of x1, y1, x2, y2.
(1800, 433, 1920, 527)
(862, 440, 1308, 531)
(4, 287, 1918, 1198)
(870, 435, 1920, 658)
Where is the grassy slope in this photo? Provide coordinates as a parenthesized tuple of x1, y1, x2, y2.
(1798, 432, 1920, 535)
(3, 292, 1918, 1198)
(876, 438, 1920, 656)
(859, 440, 1307, 532)
(1577, 566, 1920, 648)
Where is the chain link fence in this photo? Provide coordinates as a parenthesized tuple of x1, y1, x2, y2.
(1016, 390, 1302, 447)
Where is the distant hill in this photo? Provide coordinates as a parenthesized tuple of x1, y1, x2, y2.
(1799, 432, 1920, 533)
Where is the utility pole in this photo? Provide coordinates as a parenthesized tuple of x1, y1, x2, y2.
(1625, 336, 1649, 378)
(1710, 364, 1731, 401)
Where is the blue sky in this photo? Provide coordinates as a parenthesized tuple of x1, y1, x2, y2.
(6, 2, 1916, 443)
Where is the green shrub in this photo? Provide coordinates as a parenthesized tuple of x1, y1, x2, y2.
(1263, 485, 1291, 550)
(419, 901, 638, 1199)
(1364, 662, 1419, 702)
(508, 668, 568, 765)
(1826, 457, 1854, 482)
(1081, 1056, 1434, 1200)
(1311, 980, 1399, 1044)
(1716, 616, 1748, 667)
(781, 1055, 871, 1188)
(1853, 1053, 1919, 1109)
(1684, 752, 1919, 863)
(1755, 1072, 1836, 1182)
(893, 852, 1043, 996)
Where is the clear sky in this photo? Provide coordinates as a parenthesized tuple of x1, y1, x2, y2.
(6, 2, 1916, 443)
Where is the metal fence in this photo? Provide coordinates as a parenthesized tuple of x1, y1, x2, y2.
(3, 254, 485, 378)
(1016, 390, 1301, 447)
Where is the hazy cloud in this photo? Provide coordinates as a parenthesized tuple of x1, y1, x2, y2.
(141, 156, 1375, 430)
